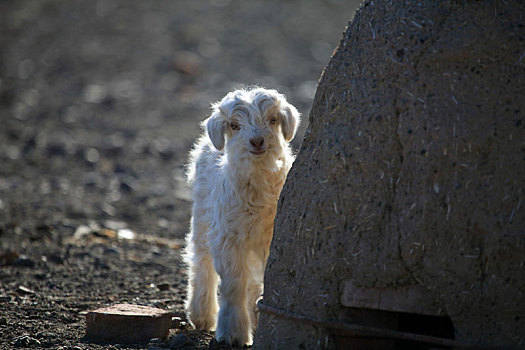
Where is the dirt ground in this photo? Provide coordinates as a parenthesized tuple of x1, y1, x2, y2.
(0, 1, 359, 349)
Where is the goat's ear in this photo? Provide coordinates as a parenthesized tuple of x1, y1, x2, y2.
(204, 92, 243, 151)
(204, 111, 227, 151)
(280, 103, 301, 141)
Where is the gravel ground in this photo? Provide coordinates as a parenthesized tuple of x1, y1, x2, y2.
(0, 1, 359, 348)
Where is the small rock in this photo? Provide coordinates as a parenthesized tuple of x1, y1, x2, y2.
(119, 177, 137, 192)
(169, 333, 186, 349)
(44, 253, 64, 264)
(36, 331, 54, 339)
(17, 285, 36, 295)
(157, 283, 171, 291)
(0, 316, 7, 325)
(84, 147, 100, 163)
(104, 247, 121, 256)
(173, 51, 203, 76)
(35, 331, 57, 347)
(14, 335, 41, 347)
(14, 255, 35, 268)
(34, 272, 49, 280)
(171, 316, 181, 329)
(104, 219, 128, 230)
(117, 228, 136, 240)
(73, 225, 92, 239)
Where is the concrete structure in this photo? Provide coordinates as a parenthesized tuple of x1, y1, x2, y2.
(254, 1, 525, 348)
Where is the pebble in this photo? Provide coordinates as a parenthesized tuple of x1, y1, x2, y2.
(14, 255, 35, 268)
(173, 51, 203, 76)
(36, 331, 54, 339)
(44, 253, 64, 264)
(84, 147, 100, 163)
(104, 219, 128, 230)
(169, 333, 186, 349)
(119, 177, 137, 192)
(73, 225, 92, 239)
(171, 316, 181, 329)
(104, 247, 121, 256)
(117, 229, 136, 240)
(13, 335, 41, 347)
(157, 283, 171, 291)
(34, 272, 49, 280)
(17, 286, 36, 295)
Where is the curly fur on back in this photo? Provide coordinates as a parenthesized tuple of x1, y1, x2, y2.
(184, 87, 300, 346)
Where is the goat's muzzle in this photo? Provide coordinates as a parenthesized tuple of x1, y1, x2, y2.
(249, 136, 266, 156)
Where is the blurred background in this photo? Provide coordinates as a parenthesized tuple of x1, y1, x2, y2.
(0, 0, 361, 241)
(0, 1, 363, 347)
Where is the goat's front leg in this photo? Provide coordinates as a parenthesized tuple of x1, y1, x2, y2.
(247, 247, 267, 334)
(186, 247, 219, 331)
(213, 244, 252, 346)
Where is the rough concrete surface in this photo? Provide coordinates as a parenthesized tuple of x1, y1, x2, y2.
(255, 1, 525, 348)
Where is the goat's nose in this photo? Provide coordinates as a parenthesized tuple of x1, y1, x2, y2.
(250, 136, 264, 148)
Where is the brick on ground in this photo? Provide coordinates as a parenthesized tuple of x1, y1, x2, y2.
(85, 303, 172, 344)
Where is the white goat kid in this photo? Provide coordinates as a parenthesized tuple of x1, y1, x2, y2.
(184, 87, 300, 346)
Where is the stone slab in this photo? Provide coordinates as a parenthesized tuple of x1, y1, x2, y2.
(85, 303, 172, 344)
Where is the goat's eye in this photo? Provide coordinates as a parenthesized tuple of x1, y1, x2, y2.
(269, 117, 278, 125)
(230, 121, 240, 131)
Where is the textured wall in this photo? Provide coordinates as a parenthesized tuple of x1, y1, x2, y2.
(254, 1, 525, 348)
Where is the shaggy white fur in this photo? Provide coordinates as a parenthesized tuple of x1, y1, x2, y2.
(184, 87, 300, 346)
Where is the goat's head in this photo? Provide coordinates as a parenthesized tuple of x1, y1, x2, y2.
(203, 88, 300, 159)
